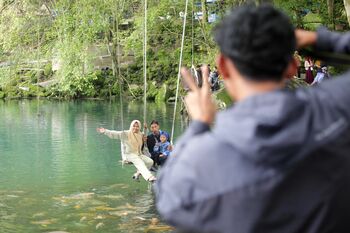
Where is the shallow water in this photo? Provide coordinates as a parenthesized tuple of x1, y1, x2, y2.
(0, 99, 185, 233)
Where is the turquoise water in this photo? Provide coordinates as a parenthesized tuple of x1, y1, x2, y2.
(0, 99, 185, 233)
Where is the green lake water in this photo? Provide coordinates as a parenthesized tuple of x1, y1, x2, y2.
(0, 99, 186, 233)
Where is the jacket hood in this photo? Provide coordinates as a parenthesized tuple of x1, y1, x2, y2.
(214, 89, 312, 166)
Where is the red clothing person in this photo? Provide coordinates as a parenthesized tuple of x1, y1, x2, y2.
(304, 57, 314, 84)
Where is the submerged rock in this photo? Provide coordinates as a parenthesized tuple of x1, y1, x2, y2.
(31, 218, 57, 225)
(94, 215, 105, 220)
(99, 194, 123, 200)
(134, 216, 146, 221)
(91, 206, 118, 211)
(95, 222, 104, 230)
(63, 192, 95, 200)
(46, 231, 70, 233)
(6, 195, 19, 198)
(32, 212, 46, 218)
(47, 231, 69, 233)
(145, 225, 174, 232)
(108, 209, 136, 217)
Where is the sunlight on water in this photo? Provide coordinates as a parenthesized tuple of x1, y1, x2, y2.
(0, 100, 184, 232)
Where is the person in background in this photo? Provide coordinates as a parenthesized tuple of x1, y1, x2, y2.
(314, 59, 322, 71)
(209, 66, 220, 91)
(294, 51, 302, 78)
(195, 65, 203, 87)
(311, 65, 330, 85)
(304, 56, 314, 84)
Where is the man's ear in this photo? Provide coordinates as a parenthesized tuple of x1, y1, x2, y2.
(284, 57, 298, 79)
(216, 54, 230, 79)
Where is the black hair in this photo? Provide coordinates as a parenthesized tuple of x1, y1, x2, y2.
(214, 4, 296, 81)
(150, 120, 159, 126)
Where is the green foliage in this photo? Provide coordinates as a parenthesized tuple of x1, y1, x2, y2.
(286, 78, 308, 90)
(215, 88, 232, 107)
(43, 63, 53, 77)
(0, 0, 348, 101)
(155, 83, 171, 104)
(274, 0, 348, 30)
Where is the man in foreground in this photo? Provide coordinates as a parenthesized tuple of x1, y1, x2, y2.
(155, 4, 350, 233)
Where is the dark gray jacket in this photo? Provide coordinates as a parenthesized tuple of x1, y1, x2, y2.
(155, 29, 350, 233)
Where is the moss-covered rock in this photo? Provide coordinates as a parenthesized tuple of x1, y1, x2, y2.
(303, 13, 322, 30)
(155, 83, 170, 104)
(129, 84, 143, 98)
(146, 81, 158, 100)
(44, 63, 53, 77)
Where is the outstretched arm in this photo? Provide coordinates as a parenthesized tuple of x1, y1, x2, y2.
(97, 127, 124, 139)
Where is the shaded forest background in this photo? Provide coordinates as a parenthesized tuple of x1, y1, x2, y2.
(0, 0, 349, 100)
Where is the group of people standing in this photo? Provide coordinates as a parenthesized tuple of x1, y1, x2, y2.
(303, 56, 330, 85)
(97, 120, 171, 183)
(195, 64, 220, 91)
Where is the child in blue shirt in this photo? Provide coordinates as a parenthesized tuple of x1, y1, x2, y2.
(154, 133, 171, 165)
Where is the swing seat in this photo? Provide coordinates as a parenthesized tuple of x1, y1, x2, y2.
(119, 140, 152, 165)
(120, 141, 132, 165)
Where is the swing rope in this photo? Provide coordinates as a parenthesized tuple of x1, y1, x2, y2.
(116, 0, 128, 165)
(191, 0, 194, 68)
(170, 0, 189, 145)
(143, 0, 148, 134)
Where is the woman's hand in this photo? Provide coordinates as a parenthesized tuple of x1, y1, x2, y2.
(97, 127, 106, 134)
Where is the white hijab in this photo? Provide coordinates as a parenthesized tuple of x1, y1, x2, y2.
(127, 120, 143, 155)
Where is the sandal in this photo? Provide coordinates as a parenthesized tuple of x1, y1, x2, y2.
(132, 172, 141, 182)
(148, 176, 157, 183)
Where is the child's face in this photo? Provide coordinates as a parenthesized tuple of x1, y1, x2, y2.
(160, 134, 167, 143)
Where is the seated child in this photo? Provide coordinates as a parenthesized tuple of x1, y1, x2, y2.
(153, 133, 171, 166)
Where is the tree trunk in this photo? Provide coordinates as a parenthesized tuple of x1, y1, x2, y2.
(327, 0, 334, 29)
(201, 0, 208, 25)
(344, 0, 350, 27)
(108, 15, 118, 100)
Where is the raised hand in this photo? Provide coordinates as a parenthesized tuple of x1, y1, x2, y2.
(181, 65, 216, 125)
